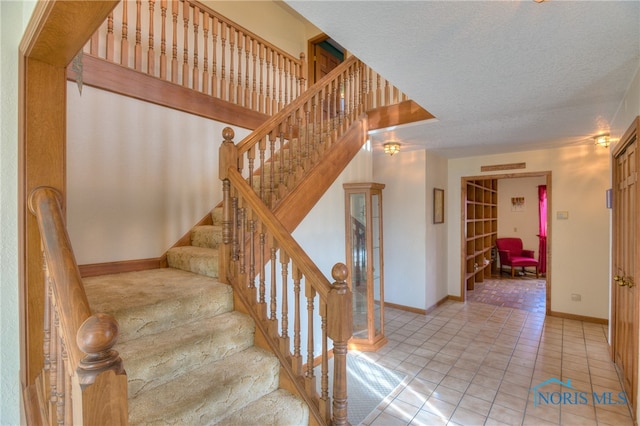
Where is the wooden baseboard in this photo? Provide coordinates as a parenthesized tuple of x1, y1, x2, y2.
(384, 295, 453, 316)
(549, 310, 608, 325)
(447, 295, 464, 302)
(79, 258, 163, 277)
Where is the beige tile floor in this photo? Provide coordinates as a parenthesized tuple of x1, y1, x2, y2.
(354, 300, 634, 426)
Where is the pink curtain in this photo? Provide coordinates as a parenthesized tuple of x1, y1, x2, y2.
(538, 185, 547, 274)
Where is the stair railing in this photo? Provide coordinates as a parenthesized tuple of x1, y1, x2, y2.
(84, 0, 307, 114)
(234, 55, 406, 210)
(219, 152, 352, 425)
(27, 187, 128, 425)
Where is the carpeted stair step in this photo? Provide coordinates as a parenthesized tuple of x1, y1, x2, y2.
(216, 389, 309, 426)
(166, 245, 219, 278)
(128, 346, 281, 425)
(190, 224, 222, 249)
(119, 311, 255, 399)
(84, 268, 231, 342)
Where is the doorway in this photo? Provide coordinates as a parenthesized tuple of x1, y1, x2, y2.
(307, 34, 344, 84)
(461, 171, 552, 315)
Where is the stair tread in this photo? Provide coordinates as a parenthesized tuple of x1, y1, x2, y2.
(167, 246, 219, 278)
(129, 346, 280, 425)
(120, 311, 255, 398)
(84, 268, 232, 341)
(191, 225, 222, 249)
(217, 389, 309, 426)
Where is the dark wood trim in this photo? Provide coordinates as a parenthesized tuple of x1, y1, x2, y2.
(480, 162, 526, 172)
(67, 55, 268, 130)
(79, 258, 163, 278)
(19, 0, 120, 389)
(367, 100, 434, 130)
(549, 310, 608, 325)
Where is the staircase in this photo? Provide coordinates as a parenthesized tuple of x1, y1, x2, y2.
(83, 207, 309, 425)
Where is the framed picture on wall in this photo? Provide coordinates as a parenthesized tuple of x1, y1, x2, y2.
(434, 188, 444, 224)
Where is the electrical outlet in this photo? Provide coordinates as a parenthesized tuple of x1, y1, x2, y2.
(571, 294, 582, 302)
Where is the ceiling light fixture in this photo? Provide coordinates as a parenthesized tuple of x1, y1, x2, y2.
(383, 142, 401, 156)
(594, 134, 611, 148)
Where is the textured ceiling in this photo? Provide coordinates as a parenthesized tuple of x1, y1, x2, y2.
(285, 0, 640, 158)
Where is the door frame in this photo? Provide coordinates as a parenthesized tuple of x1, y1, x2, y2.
(307, 33, 344, 85)
(460, 170, 552, 316)
(610, 116, 640, 417)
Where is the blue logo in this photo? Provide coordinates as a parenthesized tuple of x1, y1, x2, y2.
(530, 378, 627, 407)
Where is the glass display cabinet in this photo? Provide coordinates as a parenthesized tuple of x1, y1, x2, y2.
(343, 182, 387, 351)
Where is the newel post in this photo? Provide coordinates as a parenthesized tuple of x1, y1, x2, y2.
(327, 263, 352, 426)
(76, 313, 128, 425)
(219, 127, 238, 284)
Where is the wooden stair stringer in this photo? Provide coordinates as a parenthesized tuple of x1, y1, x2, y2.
(272, 115, 369, 233)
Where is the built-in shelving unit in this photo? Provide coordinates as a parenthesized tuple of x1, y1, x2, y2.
(464, 179, 498, 290)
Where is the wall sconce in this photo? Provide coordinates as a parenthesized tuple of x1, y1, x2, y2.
(383, 142, 401, 156)
(594, 134, 611, 148)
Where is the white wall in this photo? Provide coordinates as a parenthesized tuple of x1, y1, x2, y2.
(1, 2, 37, 423)
(449, 144, 611, 319)
(497, 176, 546, 258)
(372, 149, 448, 311)
(67, 84, 251, 264)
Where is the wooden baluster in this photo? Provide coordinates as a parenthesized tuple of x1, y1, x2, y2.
(265, 47, 272, 115)
(304, 103, 311, 168)
(170, 0, 178, 83)
(220, 21, 227, 101)
(191, 5, 199, 90)
(259, 43, 265, 113)
(312, 94, 319, 157)
(236, 30, 243, 105)
(218, 127, 237, 284)
(269, 132, 276, 207)
(384, 80, 390, 107)
(258, 137, 266, 203)
(106, 12, 114, 61)
(376, 74, 382, 109)
(146, 0, 155, 75)
(328, 263, 352, 426)
(269, 240, 278, 336)
(56, 339, 65, 424)
(238, 206, 246, 276)
(228, 27, 235, 103)
(292, 265, 302, 375)
(299, 52, 307, 94)
(181, 0, 189, 87)
(159, 0, 167, 79)
(64, 359, 72, 426)
(393, 86, 399, 104)
(220, 179, 231, 284)
(258, 229, 267, 318)
(272, 50, 278, 113)
(283, 57, 289, 107)
(304, 285, 316, 396)
(245, 35, 251, 108)
(319, 299, 330, 422)
(278, 125, 286, 197)
(50, 311, 59, 419)
(134, 0, 142, 71)
(252, 39, 258, 111)
(121, 1, 129, 67)
(231, 196, 238, 262)
(276, 53, 283, 111)
(202, 12, 209, 94)
(211, 16, 218, 97)
(247, 144, 255, 192)
(248, 218, 256, 297)
(279, 251, 290, 354)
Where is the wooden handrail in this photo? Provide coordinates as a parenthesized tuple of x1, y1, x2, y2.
(227, 169, 332, 300)
(27, 187, 127, 425)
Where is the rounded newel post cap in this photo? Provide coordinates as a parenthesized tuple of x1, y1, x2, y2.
(331, 262, 348, 282)
(222, 127, 235, 142)
(77, 312, 119, 354)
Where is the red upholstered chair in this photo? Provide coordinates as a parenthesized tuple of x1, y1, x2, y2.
(495, 237, 539, 278)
